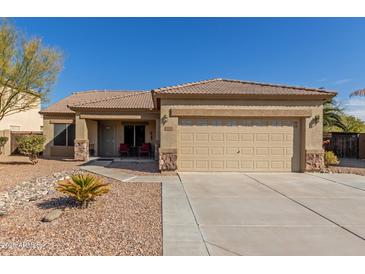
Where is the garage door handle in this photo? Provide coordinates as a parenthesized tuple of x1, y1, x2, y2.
(237, 150, 240, 154)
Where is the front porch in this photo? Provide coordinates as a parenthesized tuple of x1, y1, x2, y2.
(74, 112, 160, 161)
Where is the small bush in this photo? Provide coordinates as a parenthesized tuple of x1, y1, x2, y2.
(324, 151, 339, 167)
(56, 174, 111, 208)
(0, 136, 8, 155)
(16, 135, 46, 164)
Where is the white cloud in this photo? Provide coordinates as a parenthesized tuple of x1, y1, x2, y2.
(343, 97, 365, 121)
(333, 78, 352, 85)
(316, 78, 327, 82)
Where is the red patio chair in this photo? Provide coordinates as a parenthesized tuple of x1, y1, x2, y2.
(119, 143, 129, 157)
(138, 143, 151, 158)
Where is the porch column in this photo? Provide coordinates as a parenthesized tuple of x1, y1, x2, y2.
(74, 114, 89, 161)
(155, 118, 160, 160)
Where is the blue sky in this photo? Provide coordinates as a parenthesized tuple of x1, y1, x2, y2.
(11, 18, 365, 120)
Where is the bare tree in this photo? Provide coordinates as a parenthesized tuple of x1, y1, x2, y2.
(0, 19, 63, 121)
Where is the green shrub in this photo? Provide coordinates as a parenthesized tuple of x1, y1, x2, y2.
(0, 136, 8, 155)
(16, 135, 46, 164)
(324, 151, 339, 167)
(56, 174, 111, 208)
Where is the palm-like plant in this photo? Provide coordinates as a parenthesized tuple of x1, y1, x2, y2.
(323, 100, 346, 132)
(350, 88, 365, 97)
(56, 174, 111, 208)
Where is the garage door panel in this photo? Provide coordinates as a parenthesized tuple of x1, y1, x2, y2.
(270, 133, 284, 142)
(211, 160, 225, 169)
(180, 160, 194, 169)
(271, 147, 285, 156)
(271, 161, 285, 169)
(195, 133, 209, 141)
(256, 147, 269, 156)
(226, 147, 239, 155)
(178, 118, 300, 172)
(195, 147, 209, 155)
(240, 133, 254, 142)
(210, 133, 224, 141)
(210, 147, 224, 155)
(256, 161, 270, 169)
(180, 133, 194, 141)
(225, 133, 239, 141)
(196, 160, 209, 169)
(240, 147, 254, 155)
(226, 160, 240, 169)
(255, 133, 270, 142)
(241, 160, 254, 169)
(180, 147, 194, 155)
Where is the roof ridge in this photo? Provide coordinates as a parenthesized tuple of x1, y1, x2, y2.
(220, 79, 335, 93)
(152, 78, 335, 94)
(69, 91, 150, 108)
(152, 78, 222, 92)
(72, 89, 144, 94)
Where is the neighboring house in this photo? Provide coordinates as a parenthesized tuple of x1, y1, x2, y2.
(40, 78, 336, 172)
(0, 100, 43, 156)
(0, 101, 43, 131)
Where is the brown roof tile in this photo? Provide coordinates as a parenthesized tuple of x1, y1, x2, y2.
(152, 78, 337, 96)
(41, 78, 336, 115)
(69, 91, 154, 110)
(40, 90, 147, 114)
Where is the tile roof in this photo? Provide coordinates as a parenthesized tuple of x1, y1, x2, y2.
(40, 90, 148, 114)
(41, 78, 336, 115)
(152, 78, 336, 96)
(69, 91, 154, 110)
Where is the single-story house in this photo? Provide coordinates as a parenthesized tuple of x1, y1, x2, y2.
(40, 78, 336, 172)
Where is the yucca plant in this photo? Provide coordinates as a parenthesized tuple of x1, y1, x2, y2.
(56, 174, 110, 208)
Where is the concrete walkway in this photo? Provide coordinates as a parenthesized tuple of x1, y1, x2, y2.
(177, 172, 365, 255)
(80, 161, 365, 255)
(81, 160, 204, 255)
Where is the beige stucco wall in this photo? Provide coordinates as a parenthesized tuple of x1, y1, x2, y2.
(159, 98, 324, 156)
(43, 113, 159, 158)
(87, 120, 98, 156)
(0, 104, 43, 131)
(42, 115, 75, 158)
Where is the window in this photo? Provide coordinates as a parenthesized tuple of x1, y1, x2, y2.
(54, 124, 75, 146)
(124, 125, 145, 147)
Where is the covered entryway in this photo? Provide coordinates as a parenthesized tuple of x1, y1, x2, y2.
(177, 118, 301, 172)
(99, 121, 116, 157)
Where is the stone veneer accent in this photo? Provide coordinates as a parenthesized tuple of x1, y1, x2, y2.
(74, 139, 89, 161)
(305, 150, 325, 171)
(159, 149, 177, 172)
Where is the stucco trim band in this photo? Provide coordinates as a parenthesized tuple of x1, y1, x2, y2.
(170, 109, 312, 118)
(50, 119, 75, 124)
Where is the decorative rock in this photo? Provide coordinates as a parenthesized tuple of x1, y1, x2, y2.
(305, 150, 325, 171)
(74, 139, 89, 161)
(0, 169, 82, 215)
(159, 151, 177, 171)
(41, 209, 63, 222)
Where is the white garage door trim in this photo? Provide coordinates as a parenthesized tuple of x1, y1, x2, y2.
(177, 118, 301, 172)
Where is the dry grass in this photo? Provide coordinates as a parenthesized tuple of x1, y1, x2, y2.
(0, 174, 162, 256)
(0, 156, 84, 191)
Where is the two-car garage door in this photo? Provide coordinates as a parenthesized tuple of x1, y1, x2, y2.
(177, 118, 301, 172)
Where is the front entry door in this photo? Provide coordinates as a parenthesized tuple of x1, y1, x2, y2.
(100, 121, 116, 156)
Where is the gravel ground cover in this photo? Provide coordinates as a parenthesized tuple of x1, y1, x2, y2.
(0, 156, 84, 191)
(0, 170, 81, 216)
(0, 174, 162, 256)
(325, 166, 365, 176)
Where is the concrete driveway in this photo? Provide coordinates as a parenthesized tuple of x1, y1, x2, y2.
(163, 172, 365, 255)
